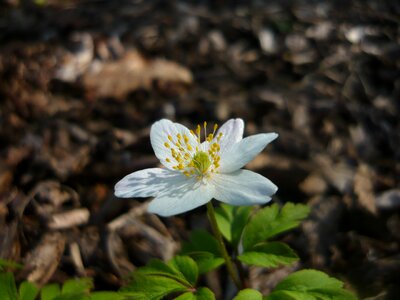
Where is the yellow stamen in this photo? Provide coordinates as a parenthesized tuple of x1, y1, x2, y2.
(213, 124, 218, 133)
(162, 121, 222, 180)
(196, 125, 201, 136)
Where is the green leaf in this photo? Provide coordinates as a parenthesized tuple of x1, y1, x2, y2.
(168, 256, 199, 285)
(181, 230, 221, 256)
(61, 278, 93, 294)
(215, 204, 252, 248)
(266, 290, 317, 300)
(175, 288, 215, 300)
(309, 288, 357, 300)
(175, 292, 196, 300)
(266, 270, 357, 300)
(123, 256, 200, 299)
(90, 292, 125, 300)
(194, 287, 215, 300)
(138, 259, 182, 278)
(134, 257, 194, 287)
(40, 284, 61, 300)
(274, 270, 342, 291)
(181, 231, 225, 274)
(0, 272, 18, 300)
(53, 294, 90, 300)
(184, 252, 224, 274)
(123, 273, 189, 300)
(238, 242, 298, 268)
(18, 281, 39, 300)
(174, 288, 215, 300)
(242, 203, 310, 251)
(0, 260, 22, 271)
(234, 289, 263, 300)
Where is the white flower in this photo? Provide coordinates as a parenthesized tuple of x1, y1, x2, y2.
(114, 119, 278, 217)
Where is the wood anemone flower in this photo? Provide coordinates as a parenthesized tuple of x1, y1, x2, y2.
(114, 119, 278, 217)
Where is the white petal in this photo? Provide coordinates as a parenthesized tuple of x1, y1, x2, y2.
(215, 118, 244, 155)
(150, 119, 197, 169)
(114, 168, 184, 198)
(219, 133, 278, 173)
(148, 180, 214, 217)
(199, 140, 210, 152)
(211, 170, 277, 206)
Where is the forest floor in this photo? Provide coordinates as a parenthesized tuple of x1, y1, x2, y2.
(0, 0, 399, 299)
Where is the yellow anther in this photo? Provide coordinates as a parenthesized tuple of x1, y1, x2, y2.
(166, 158, 171, 163)
(204, 121, 207, 128)
(177, 133, 182, 140)
(168, 135, 173, 141)
(213, 124, 218, 133)
(190, 130, 196, 136)
(196, 125, 201, 136)
(217, 132, 223, 141)
(164, 142, 170, 148)
(183, 171, 190, 177)
(187, 145, 193, 151)
(184, 135, 189, 143)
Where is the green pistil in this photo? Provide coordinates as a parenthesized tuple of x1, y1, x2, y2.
(192, 151, 211, 174)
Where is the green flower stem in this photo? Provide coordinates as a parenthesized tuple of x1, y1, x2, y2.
(235, 259, 249, 288)
(206, 201, 242, 290)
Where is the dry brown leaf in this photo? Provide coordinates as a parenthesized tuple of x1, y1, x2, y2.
(106, 231, 136, 278)
(47, 208, 90, 229)
(108, 203, 177, 264)
(354, 164, 377, 214)
(376, 189, 400, 211)
(19, 232, 66, 286)
(82, 50, 193, 99)
(316, 154, 354, 194)
(299, 173, 327, 195)
(29, 181, 80, 216)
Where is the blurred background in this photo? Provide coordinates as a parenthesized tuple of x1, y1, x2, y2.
(0, 0, 399, 299)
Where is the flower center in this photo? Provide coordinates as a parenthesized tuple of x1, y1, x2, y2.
(192, 151, 211, 174)
(163, 122, 223, 180)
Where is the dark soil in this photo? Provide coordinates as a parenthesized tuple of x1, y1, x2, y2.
(0, 1, 399, 299)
